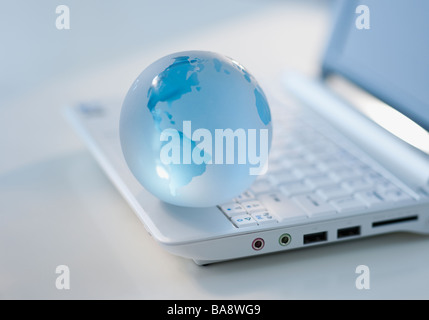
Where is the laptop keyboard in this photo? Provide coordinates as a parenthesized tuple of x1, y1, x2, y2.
(219, 114, 416, 228)
(73, 101, 422, 229)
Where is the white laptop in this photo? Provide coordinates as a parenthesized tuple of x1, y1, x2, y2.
(66, 0, 429, 265)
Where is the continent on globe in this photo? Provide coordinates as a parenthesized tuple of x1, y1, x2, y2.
(146, 56, 208, 196)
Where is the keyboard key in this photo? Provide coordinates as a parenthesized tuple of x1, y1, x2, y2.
(329, 166, 360, 181)
(334, 150, 356, 160)
(355, 190, 384, 207)
(234, 190, 255, 202)
(293, 165, 321, 178)
(305, 174, 336, 189)
(305, 142, 336, 155)
(231, 214, 258, 228)
(250, 179, 274, 194)
(268, 148, 286, 161)
(317, 158, 344, 171)
(283, 156, 308, 168)
(241, 200, 266, 213)
(265, 160, 285, 173)
(378, 188, 413, 203)
(293, 194, 336, 217)
(282, 140, 301, 150)
(219, 203, 246, 217)
(362, 170, 383, 183)
(374, 180, 397, 193)
(342, 178, 372, 192)
(269, 171, 299, 185)
(330, 197, 366, 213)
(354, 162, 372, 172)
(317, 185, 351, 200)
(258, 192, 308, 223)
(305, 152, 322, 163)
(279, 181, 312, 196)
(251, 211, 278, 225)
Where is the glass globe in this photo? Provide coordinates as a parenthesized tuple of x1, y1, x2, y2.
(120, 51, 272, 207)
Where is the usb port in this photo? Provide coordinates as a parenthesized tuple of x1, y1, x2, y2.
(303, 231, 327, 245)
(337, 226, 361, 239)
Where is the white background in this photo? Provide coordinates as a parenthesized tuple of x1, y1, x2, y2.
(1, 0, 429, 299)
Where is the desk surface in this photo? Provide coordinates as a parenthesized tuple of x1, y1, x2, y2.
(1, 1, 429, 299)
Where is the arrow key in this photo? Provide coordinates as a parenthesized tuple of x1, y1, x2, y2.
(231, 214, 258, 228)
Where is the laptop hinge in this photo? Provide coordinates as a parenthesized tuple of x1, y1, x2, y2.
(282, 71, 429, 188)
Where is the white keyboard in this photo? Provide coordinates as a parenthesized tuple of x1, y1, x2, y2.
(219, 113, 418, 228)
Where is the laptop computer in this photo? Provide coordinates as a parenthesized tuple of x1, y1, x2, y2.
(66, 0, 429, 265)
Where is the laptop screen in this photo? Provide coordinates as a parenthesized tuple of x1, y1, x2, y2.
(322, 0, 429, 132)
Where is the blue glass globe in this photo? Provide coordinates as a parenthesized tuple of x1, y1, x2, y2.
(120, 51, 272, 207)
